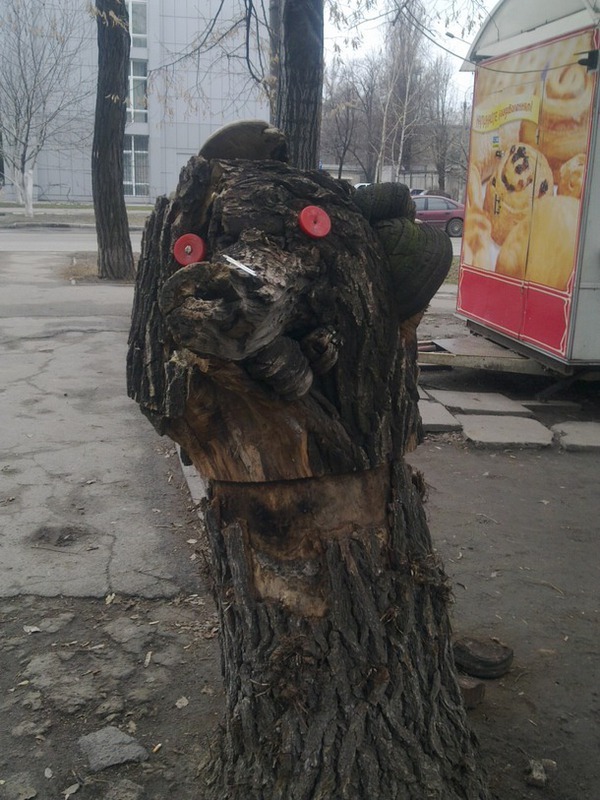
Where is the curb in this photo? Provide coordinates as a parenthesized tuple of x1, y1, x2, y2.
(0, 222, 145, 231)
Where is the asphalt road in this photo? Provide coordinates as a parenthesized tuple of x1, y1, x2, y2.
(0, 227, 143, 253)
(0, 226, 459, 257)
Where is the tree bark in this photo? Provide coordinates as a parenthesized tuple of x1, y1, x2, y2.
(127, 152, 489, 799)
(197, 462, 488, 800)
(275, 0, 324, 169)
(92, 0, 135, 281)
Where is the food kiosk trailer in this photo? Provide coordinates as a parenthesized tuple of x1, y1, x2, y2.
(452, 0, 600, 374)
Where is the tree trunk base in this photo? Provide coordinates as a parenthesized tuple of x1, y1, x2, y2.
(197, 461, 489, 800)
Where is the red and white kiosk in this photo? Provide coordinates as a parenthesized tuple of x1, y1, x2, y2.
(454, 0, 600, 374)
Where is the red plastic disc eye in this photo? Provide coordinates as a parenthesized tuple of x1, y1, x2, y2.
(298, 206, 331, 239)
(173, 233, 207, 265)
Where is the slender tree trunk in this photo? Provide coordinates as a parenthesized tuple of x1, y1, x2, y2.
(127, 153, 488, 799)
(275, 0, 324, 169)
(12, 167, 26, 210)
(394, 68, 414, 182)
(92, 0, 134, 281)
(268, 0, 281, 122)
(437, 150, 447, 192)
(23, 169, 34, 217)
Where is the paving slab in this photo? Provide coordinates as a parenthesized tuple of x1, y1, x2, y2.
(455, 414, 554, 447)
(522, 399, 582, 411)
(551, 421, 600, 451)
(418, 400, 462, 433)
(428, 389, 533, 416)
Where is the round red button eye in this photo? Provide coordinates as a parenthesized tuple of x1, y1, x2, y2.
(298, 206, 331, 238)
(173, 233, 206, 265)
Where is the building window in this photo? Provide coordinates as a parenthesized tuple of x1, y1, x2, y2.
(129, 59, 147, 123)
(128, 1, 147, 48)
(124, 134, 149, 196)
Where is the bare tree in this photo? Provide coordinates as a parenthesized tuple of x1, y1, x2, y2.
(150, 0, 325, 169)
(320, 1, 430, 184)
(146, 0, 269, 126)
(0, 0, 94, 216)
(348, 56, 384, 182)
(384, 3, 427, 180)
(427, 0, 490, 39)
(321, 65, 359, 178)
(91, 0, 135, 281)
(144, 0, 483, 173)
(422, 56, 461, 192)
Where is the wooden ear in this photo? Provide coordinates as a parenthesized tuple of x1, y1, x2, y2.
(199, 120, 288, 162)
(353, 183, 416, 223)
(374, 217, 452, 320)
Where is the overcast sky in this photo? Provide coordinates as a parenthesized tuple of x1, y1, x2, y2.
(324, 0, 499, 95)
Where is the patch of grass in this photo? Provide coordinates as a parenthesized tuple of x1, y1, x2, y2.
(59, 252, 140, 283)
(59, 253, 100, 282)
(444, 256, 460, 285)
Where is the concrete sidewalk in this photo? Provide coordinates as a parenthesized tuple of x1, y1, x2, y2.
(0, 247, 201, 598)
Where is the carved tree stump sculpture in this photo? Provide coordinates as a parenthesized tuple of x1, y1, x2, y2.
(127, 121, 489, 800)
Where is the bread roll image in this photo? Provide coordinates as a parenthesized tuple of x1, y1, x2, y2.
(470, 77, 534, 183)
(466, 165, 483, 208)
(462, 208, 494, 270)
(494, 221, 528, 281)
(483, 143, 553, 245)
(496, 195, 580, 291)
(521, 63, 594, 180)
(470, 121, 521, 183)
(557, 153, 585, 198)
(474, 48, 552, 99)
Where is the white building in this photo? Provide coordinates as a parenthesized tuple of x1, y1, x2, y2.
(34, 0, 270, 203)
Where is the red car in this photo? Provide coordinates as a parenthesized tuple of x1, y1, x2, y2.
(413, 195, 464, 237)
